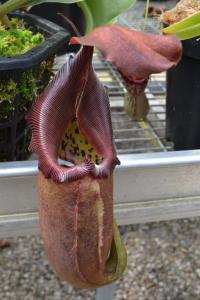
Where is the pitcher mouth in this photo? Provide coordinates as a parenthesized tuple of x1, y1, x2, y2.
(27, 45, 120, 183)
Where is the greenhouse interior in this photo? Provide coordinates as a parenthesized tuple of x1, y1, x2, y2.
(1, 0, 200, 299)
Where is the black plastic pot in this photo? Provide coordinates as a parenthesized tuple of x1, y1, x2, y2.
(0, 12, 69, 72)
(29, 3, 86, 54)
(166, 38, 200, 150)
(0, 12, 69, 161)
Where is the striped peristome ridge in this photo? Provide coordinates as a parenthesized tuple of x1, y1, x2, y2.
(27, 45, 120, 183)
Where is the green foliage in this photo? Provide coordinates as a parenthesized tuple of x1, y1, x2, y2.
(0, 18, 43, 57)
(10, 17, 26, 29)
(18, 70, 36, 106)
(0, 79, 17, 119)
(0, 17, 49, 120)
(29, 0, 82, 4)
(78, 0, 136, 32)
(162, 11, 200, 40)
(0, 57, 54, 120)
(36, 55, 54, 88)
(0, 71, 35, 120)
(0, 0, 136, 33)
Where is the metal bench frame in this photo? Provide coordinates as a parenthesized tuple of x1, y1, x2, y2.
(1, 150, 200, 299)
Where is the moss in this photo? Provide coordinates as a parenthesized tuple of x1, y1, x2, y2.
(0, 56, 54, 120)
(0, 73, 35, 120)
(0, 17, 54, 120)
(0, 79, 17, 119)
(0, 18, 43, 57)
(0, 18, 54, 160)
(36, 55, 55, 91)
(17, 70, 36, 110)
(0, 71, 37, 120)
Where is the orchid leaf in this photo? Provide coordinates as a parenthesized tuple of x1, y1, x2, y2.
(27, 0, 82, 4)
(162, 11, 200, 40)
(78, 0, 136, 32)
(31, 0, 136, 29)
(71, 24, 182, 82)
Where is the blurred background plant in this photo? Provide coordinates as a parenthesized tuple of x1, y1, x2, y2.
(162, 0, 200, 39)
(0, 0, 136, 32)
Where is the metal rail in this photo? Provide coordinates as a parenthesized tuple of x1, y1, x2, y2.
(1, 150, 200, 238)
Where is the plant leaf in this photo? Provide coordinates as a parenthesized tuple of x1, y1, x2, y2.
(71, 24, 182, 82)
(27, 0, 83, 5)
(0, 0, 135, 32)
(36, 0, 136, 31)
(162, 11, 200, 40)
(80, 0, 136, 31)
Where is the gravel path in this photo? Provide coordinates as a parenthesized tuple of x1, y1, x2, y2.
(1, 218, 200, 300)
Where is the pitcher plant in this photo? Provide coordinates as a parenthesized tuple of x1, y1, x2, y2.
(26, 23, 182, 288)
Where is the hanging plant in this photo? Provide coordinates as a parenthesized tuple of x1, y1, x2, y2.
(27, 24, 182, 288)
(27, 45, 126, 288)
(71, 24, 183, 122)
